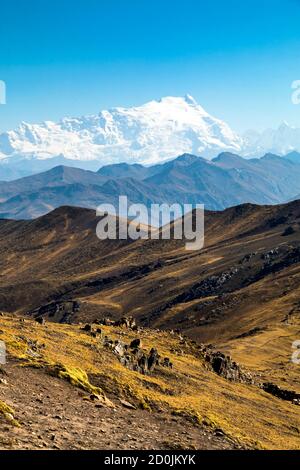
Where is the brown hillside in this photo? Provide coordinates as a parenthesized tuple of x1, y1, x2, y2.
(1, 201, 300, 449)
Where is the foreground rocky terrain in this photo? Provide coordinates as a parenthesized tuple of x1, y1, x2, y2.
(1, 200, 300, 449)
(0, 358, 233, 450)
(0, 313, 299, 450)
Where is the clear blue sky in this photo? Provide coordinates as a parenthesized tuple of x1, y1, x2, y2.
(1, 0, 300, 133)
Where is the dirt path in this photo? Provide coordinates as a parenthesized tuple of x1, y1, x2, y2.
(0, 361, 236, 450)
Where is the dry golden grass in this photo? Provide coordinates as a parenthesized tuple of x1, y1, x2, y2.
(1, 314, 300, 449)
(0, 400, 19, 426)
(1, 204, 300, 449)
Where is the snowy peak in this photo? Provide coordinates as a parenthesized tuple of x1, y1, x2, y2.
(0, 96, 243, 170)
(183, 94, 198, 105)
(2, 95, 300, 181)
(242, 122, 300, 157)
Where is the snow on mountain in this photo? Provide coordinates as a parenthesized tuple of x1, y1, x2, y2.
(2, 95, 300, 180)
(0, 95, 243, 170)
(242, 122, 300, 157)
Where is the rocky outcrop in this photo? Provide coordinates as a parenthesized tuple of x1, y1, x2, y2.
(97, 316, 137, 330)
(130, 338, 141, 349)
(16, 336, 46, 358)
(81, 324, 102, 338)
(29, 300, 81, 323)
(262, 382, 300, 403)
(202, 348, 253, 384)
(103, 336, 172, 375)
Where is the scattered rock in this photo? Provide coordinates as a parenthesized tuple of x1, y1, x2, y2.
(113, 341, 127, 357)
(234, 327, 266, 340)
(203, 349, 253, 384)
(103, 334, 167, 375)
(282, 226, 296, 237)
(116, 316, 137, 330)
(119, 399, 136, 410)
(95, 403, 105, 409)
(261, 248, 280, 261)
(90, 393, 102, 401)
(130, 338, 141, 349)
(98, 316, 137, 330)
(82, 324, 93, 332)
(162, 357, 173, 368)
(148, 348, 160, 372)
(0, 367, 8, 376)
(81, 324, 102, 338)
(29, 300, 81, 323)
(98, 317, 115, 326)
(214, 428, 225, 437)
(262, 382, 300, 402)
(17, 337, 46, 357)
(240, 252, 257, 264)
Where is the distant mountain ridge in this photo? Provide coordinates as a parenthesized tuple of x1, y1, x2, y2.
(1, 151, 300, 220)
(3, 95, 300, 181)
(0, 95, 243, 180)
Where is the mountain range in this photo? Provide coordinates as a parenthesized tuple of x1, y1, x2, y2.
(1, 95, 300, 180)
(0, 151, 300, 220)
(1, 200, 300, 449)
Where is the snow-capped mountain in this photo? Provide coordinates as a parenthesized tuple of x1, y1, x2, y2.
(242, 122, 300, 157)
(0, 95, 243, 179)
(1, 94, 300, 180)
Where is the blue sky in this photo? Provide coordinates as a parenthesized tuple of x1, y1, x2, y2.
(0, 0, 300, 132)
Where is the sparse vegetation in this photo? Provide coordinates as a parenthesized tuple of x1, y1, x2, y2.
(0, 400, 19, 427)
(1, 202, 300, 449)
(0, 314, 300, 449)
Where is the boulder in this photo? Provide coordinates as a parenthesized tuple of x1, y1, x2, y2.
(204, 349, 253, 384)
(130, 338, 141, 349)
(115, 316, 137, 329)
(102, 334, 165, 375)
(162, 357, 173, 368)
(119, 399, 136, 410)
(82, 324, 93, 332)
(113, 341, 127, 357)
(148, 348, 160, 371)
(137, 354, 149, 374)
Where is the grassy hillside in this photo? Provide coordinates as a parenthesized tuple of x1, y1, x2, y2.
(1, 201, 300, 449)
(0, 313, 300, 449)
